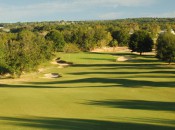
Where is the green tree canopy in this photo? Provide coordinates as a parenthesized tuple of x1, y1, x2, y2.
(156, 32, 175, 64)
(129, 30, 153, 55)
(45, 30, 65, 52)
(111, 29, 130, 46)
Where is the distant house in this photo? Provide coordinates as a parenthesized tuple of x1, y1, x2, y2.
(129, 29, 134, 35)
(159, 30, 166, 34)
(0, 26, 4, 29)
(159, 29, 175, 35)
(2, 28, 10, 32)
(0, 25, 10, 32)
(171, 29, 175, 35)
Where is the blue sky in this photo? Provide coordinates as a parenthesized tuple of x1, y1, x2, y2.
(0, 0, 175, 23)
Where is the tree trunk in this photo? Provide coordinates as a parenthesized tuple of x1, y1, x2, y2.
(168, 59, 171, 65)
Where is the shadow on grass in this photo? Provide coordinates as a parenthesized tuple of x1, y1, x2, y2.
(122, 117, 175, 126)
(72, 63, 174, 70)
(0, 116, 174, 130)
(29, 78, 175, 88)
(0, 84, 66, 89)
(81, 57, 115, 62)
(1, 75, 175, 89)
(84, 99, 175, 112)
(68, 71, 175, 78)
(1, 52, 174, 89)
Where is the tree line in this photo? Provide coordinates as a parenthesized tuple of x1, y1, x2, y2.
(0, 30, 53, 77)
(0, 18, 175, 77)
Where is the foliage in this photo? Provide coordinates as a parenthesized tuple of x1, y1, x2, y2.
(1, 18, 175, 77)
(129, 31, 153, 55)
(156, 32, 175, 64)
(62, 25, 112, 51)
(63, 43, 80, 53)
(109, 39, 118, 47)
(111, 29, 130, 46)
(0, 30, 53, 78)
(45, 30, 65, 52)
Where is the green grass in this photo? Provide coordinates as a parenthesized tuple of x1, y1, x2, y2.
(0, 52, 175, 130)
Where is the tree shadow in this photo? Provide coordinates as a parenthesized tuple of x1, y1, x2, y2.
(81, 57, 115, 62)
(0, 84, 66, 89)
(72, 63, 174, 70)
(68, 71, 175, 78)
(121, 117, 175, 126)
(1, 52, 174, 89)
(0, 116, 175, 130)
(29, 78, 175, 88)
(84, 99, 175, 112)
(1, 74, 175, 89)
(111, 52, 138, 56)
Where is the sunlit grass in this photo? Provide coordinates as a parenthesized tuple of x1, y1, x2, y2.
(0, 52, 175, 130)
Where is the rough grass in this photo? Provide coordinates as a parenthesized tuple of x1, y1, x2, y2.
(0, 52, 175, 130)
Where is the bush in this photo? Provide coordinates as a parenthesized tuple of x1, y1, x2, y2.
(109, 40, 118, 47)
(63, 43, 80, 53)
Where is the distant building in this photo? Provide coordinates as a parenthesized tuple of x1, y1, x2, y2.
(2, 28, 10, 32)
(159, 29, 175, 35)
(171, 29, 175, 35)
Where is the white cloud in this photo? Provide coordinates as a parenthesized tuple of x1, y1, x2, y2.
(0, 0, 162, 22)
(0, 1, 80, 22)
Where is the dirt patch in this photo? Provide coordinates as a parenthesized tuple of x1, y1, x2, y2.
(51, 60, 58, 65)
(91, 47, 130, 52)
(38, 68, 44, 73)
(117, 56, 132, 62)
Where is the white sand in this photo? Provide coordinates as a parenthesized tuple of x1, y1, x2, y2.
(117, 56, 132, 61)
(44, 73, 60, 78)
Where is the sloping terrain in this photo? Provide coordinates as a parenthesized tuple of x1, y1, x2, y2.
(0, 52, 175, 130)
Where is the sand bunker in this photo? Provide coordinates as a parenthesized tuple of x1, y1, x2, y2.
(117, 56, 132, 61)
(38, 68, 44, 73)
(51, 58, 73, 68)
(44, 73, 61, 78)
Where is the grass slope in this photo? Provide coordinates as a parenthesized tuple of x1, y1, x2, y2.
(0, 52, 175, 130)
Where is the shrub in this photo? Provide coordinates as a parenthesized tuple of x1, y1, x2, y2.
(63, 43, 80, 53)
(109, 40, 118, 47)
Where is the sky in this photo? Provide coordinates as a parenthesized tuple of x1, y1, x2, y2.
(0, 0, 175, 23)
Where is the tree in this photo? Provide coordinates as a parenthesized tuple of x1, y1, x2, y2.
(156, 32, 175, 64)
(0, 42, 8, 75)
(129, 31, 153, 55)
(112, 29, 130, 46)
(0, 30, 53, 78)
(0, 32, 14, 75)
(45, 30, 65, 52)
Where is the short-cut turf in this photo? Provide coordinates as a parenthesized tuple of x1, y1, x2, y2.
(0, 52, 175, 130)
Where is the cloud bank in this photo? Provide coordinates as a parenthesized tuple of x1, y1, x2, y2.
(0, 0, 173, 22)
